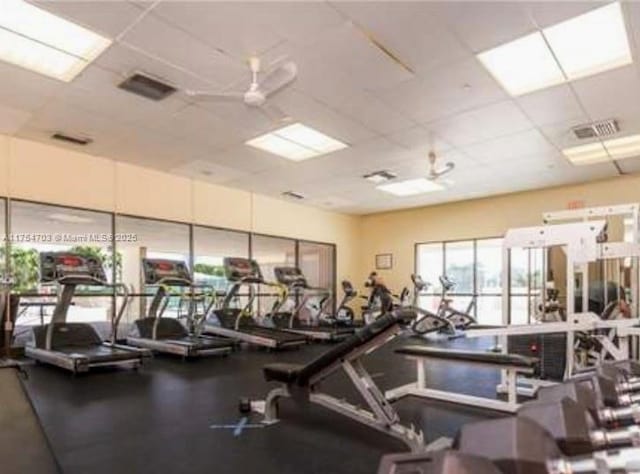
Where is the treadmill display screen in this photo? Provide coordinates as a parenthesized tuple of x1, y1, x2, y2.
(274, 267, 307, 288)
(40, 252, 107, 284)
(142, 259, 191, 286)
(223, 257, 263, 283)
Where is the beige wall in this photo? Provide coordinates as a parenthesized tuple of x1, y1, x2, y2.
(1, 135, 361, 282)
(360, 174, 640, 292)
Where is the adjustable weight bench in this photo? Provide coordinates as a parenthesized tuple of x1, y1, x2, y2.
(253, 312, 426, 452)
(386, 346, 538, 413)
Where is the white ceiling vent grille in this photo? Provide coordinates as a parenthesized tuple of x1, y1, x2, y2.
(572, 119, 619, 139)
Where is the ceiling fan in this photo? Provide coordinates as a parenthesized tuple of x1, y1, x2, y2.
(185, 56, 297, 123)
(427, 150, 455, 181)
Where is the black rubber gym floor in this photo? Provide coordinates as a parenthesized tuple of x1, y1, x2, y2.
(22, 335, 503, 474)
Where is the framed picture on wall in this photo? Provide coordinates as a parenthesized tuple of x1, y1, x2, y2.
(375, 253, 393, 270)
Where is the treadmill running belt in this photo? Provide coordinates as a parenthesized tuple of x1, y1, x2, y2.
(56, 345, 143, 362)
(0, 365, 61, 474)
(244, 326, 306, 343)
(165, 336, 233, 349)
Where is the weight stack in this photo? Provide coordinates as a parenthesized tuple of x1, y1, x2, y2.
(507, 333, 566, 381)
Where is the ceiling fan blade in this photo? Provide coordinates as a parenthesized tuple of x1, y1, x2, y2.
(185, 90, 245, 102)
(259, 103, 292, 124)
(260, 61, 297, 98)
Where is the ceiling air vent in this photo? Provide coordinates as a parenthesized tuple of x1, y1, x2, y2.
(363, 170, 397, 184)
(572, 119, 619, 140)
(51, 133, 93, 146)
(118, 72, 176, 101)
(281, 191, 305, 200)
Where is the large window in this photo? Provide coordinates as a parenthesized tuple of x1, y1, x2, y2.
(10, 201, 114, 326)
(416, 238, 501, 325)
(416, 237, 544, 325)
(193, 226, 249, 291)
(251, 235, 296, 316)
(298, 241, 336, 313)
(115, 216, 190, 321)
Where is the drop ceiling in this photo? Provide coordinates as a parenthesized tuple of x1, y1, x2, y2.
(3, 1, 640, 214)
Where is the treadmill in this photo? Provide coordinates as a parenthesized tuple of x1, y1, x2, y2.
(203, 258, 307, 349)
(25, 252, 151, 374)
(271, 266, 354, 341)
(126, 258, 234, 358)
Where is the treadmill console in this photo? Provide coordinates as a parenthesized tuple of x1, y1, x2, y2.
(142, 259, 191, 286)
(274, 267, 308, 289)
(223, 257, 263, 283)
(40, 252, 107, 285)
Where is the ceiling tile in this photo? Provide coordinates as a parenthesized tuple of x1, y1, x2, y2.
(150, 2, 284, 60)
(617, 157, 640, 174)
(299, 22, 414, 91)
(516, 84, 587, 127)
(120, 12, 246, 87)
(571, 65, 640, 124)
(0, 61, 65, 112)
(170, 159, 246, 185)
(95, 44, 215, 92)
(387, 126, 453, 154)
(273, 90, 377, 145)
(54, 65, 187, 125)
(30, 0, 145, 38)
(144, 104, 245, 149)
(339, 92, 415, 135)
(431, 2, 536, 52)
(209, 145, 285, 174)
(333, 2, 471, 75)
(523, 1, 609, 28)
(429, 100, 532, 147)
(463, 129, 559, 165)
(0, 104, 32, 134)
(378, 58, 507, 124)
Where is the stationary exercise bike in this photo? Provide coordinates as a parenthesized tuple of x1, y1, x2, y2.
(410, 274, 476, 335)
(362, 272, 409, 324)
(409, 274, 456, 335)
(436, 275, 477, 329)
(326, 280, 360, 327)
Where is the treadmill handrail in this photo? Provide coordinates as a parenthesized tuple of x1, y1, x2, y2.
(106, 282, 130, 343)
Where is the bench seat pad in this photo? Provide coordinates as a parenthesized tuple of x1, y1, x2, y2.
(263, 363, 304, 384)
(395, 345, 538, 368)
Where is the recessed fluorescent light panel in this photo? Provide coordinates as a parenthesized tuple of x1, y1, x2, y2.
(246, 123, 348, 161)
(544, 3, 631, 81)
(478, 32, 565, 96)
(377, 178, 443, 196)
(563, 133, 640, 165)
(562, 142, 609, 165)
(603, 134, 640, 160)
(363, 170, 397, 184)
(478, 2, 632, 96)
(0, 0, 112, 81)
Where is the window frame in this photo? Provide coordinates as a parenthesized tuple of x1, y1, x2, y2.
(1, 196, 338, 323)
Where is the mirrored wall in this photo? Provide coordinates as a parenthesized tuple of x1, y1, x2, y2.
(9, 201, 114, 327)
(0, 198, 337, 330)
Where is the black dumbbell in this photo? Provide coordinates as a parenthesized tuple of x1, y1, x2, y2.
(455, 416, 640, 474)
